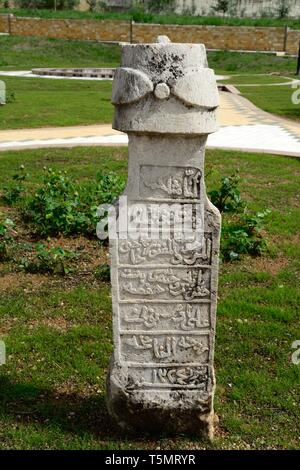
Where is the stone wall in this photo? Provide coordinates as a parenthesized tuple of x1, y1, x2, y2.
(0, 14, 9, 34)
(0, 16, 130, 42)
(133, 23, 285, 52)
(285, 29, 300, 55)
(0, 14, 299, 55)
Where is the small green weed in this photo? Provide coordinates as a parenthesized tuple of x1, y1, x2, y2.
(208, 173, 244, 213)
(2, 165, 28, 205)
(208, 173, 270, 261)
(19, 243, 77, 275)
(221, 210, 271, 261)
(94, 263, 110, 281)
(0, 214, 15, 261)
(23, 168, 125, 237)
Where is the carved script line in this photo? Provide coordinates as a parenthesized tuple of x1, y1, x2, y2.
(140, 167, 202, 199)
(129, 383, 206, 389)
(119, 299, 212, 304)
(118, 264, 212, 269)
(120, 330, 210, 335)
(126, 363, 211, 368)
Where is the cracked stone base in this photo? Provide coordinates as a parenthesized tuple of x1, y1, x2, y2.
(107, 358, 216, 439)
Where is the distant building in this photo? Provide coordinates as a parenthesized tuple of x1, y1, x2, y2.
(91, 0, 300, 17)
(5, 0, 300, 18)
(174, 0, 300, 17)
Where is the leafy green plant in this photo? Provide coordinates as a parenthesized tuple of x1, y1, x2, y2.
(93, 171, 126, 204)
(208, 172, 244, 213)
(24, 167, 83, 236)
(94, 262, 110, 281)
(23, 168, 125, 237)
(2, 165, 28, 205)
(0, 215, 15, 261)
(221, 210, 270, 261)
(208, 172, 270, 261)
(19, 243, 77, 275)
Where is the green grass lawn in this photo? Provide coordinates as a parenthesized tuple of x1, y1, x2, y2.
(0, 36, 296, 75)
(3, 7, 300, 29)
(0, 77, 113, 129)
(208, 51, 297, 75)
(0, 36, 120, 71)
(238, 84, 300, 121)
(219, 72, 300, 122)
(219, 70, 300, 121)
(0, 146, 299, 450)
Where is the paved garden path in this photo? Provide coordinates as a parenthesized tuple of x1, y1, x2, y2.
(1, 90, 300, 157)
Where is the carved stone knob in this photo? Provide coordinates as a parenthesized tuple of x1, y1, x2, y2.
(154, 83, 170, 100)
(156, 35, 171, 44)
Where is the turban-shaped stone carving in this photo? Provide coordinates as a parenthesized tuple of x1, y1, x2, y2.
(112, 43, 219, 135)
(112, 67, 219, 109)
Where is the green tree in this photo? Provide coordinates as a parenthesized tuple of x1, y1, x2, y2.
(147, 0, 175, 14)
(277, 0, 290, 18)
(213, 0, 230, 14)
(16, 0, 79, 10)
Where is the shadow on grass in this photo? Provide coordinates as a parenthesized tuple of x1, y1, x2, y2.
(0, 375, 129, 441)
(0, 376, 217, 448)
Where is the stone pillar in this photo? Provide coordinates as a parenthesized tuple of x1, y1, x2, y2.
(107, 38, 221, 438)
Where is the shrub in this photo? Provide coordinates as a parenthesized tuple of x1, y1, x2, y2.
(2, 165, 28, 205)
(19, 243, 77, 275)
(23, 168, 125, 237)
(208, 172, 270, 261)
(221, 210, 270, 261)
(208, 172, 244, 213)
(95, 170, 126, 202)
(94, 262, 110, 281)
(4, 164, 270, 263)
(24, 168, 82, 236)
(0, 215, 15, 261)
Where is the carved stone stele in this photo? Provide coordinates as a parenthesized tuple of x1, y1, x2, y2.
(107, 39, 221, 439)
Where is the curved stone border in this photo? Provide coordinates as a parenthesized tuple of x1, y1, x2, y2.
(32, 68, 116, 79)
(219, 73, 296, 87)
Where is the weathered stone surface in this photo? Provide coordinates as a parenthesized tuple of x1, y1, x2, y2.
(107, 38, 221, 439)
(112, 42, 219, 135)
(111, 68, 153, 105)
(172, 70, 219, 108)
